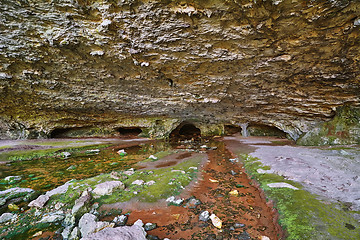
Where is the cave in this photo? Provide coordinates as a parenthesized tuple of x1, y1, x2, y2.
(224, 125, 242, 135)
(117, 127, 142, 137)
(247, 124, 286, 138)
(50, 127, 87, 138)
(170, 122, 201, 140)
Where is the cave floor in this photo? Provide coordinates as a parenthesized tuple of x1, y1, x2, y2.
(1, 135, 359, 239)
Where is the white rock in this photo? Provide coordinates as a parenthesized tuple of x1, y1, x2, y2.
(90, 50, 104, 56)
(28, 195, 50, 208)
(148, 155, 157, 160)
(61, 152, 71, 158)
(123, 168, 135, 176)
(132, 180, 144, 185)
(69, 227, 80, 240)
(117, 149, 127, 155)
(210, 214, 222, 229)
(145, 180, 155, 186)
(101, 19, 112, 27)
(81, 224, 146, 240)
(267, 182, 299, 190)
(0, 213, 15, 223)
(46, 181, 72, 197)
(72, 189, 92, 215)
(133, 219, 144, 227)
(4, 176, 21, 182)
(260, 236, 271, 240)
(0, 187, 33, 198)
(79, 213, 97, 237)
(93, 181, 125, 196)
(39, 212, 65, 223)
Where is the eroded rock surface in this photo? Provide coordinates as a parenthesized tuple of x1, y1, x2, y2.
(0, 0, 359, 141)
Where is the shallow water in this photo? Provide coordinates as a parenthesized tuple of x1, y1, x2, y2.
(0, 140, 172, 192)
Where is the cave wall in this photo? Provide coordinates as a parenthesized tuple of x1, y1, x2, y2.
(0, 0, 359, 141)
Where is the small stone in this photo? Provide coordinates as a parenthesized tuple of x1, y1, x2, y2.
(101, 19, 112, 27)
(184, 197, 201, 208)
(210, 214, 222, 229)
(117, 149, 127, 156)
(113, 215, 128, 226)
(229, 158, 238, 163)
(4, 175, 21, 182)
(166, 196, 184, 206)
(229, 190, 239, 196)
(199, 211, 210, 222)
(132, 180, 145, 185)
(93, 181, 125, 196)
(260, 236, 270, 240)
(123, 168, 135, 176)
(234, 223, 246, 228)
(28, 195, 49, 208)
(61, 152, 71, 158)
(147, 235, 160, 240)
(0, 213, 15, 223)
(267, 182, 298, 190)
(8, 203, 19, 211)
(90, 50, 104, 56)
(144, 222, 157, 231)
(145, 180, 155, 186)
(229, 226, 235, 231)
(67, 165, 77, 170)
(32, 231, 43, 237)
(209, 179, 219, 183)
(148, 155, 157, 160)
(133, 219, 144, 227)
(230, 170, 238, 175)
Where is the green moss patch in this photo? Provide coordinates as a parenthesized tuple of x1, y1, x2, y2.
(239, 154, 360, 240)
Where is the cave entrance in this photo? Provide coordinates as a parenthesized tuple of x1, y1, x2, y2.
(50, 127, 89, 138)
(117, 127, 142, 137)
(170, 122, 201, 140)
(248, 124, 286, 138)
(224, 125, 242, 135)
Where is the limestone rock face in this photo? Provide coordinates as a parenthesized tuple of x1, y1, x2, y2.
(0, 0, 359, 140)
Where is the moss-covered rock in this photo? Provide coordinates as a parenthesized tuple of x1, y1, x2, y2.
(297, 106, 360, 146)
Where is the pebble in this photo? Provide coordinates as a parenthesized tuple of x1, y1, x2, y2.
(148, 155, 157, 160)
(145, 180, 156, 186)
(230, 170, 238, 175)
(123, 168, 135, 176)
(229, 190, 239, 196)
(199, 211, 210, 222)
(144, 222, 157, 231)
(113, 215, 128, 226)
(260, 236, 270, 240)
(117, 149, 127, 155)
(8, 203, 19, 211)
(132, 180, 145, 185)
(61, 152, 71, 158)
(234, 223, 246, 228)
(166, 196, 184, 206)
(210, 214, 222, 229)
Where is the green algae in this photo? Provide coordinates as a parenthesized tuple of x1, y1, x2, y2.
(239, 154, 360, 240)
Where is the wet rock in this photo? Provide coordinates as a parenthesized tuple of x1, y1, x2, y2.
(0, 213, 15, 223)
(166, 196, 184, 206)
(81, 224, 147, 240)
(199, 211, 210, 222)
(28, 194, 50, 208)
(267, 182, 299, 190)
(210, 214, 222, 229)
(113, 215, 128, 226)
(146, 235, 160, 240)
(184, 197, 201, 209)
(93, 181, 125, 196)
(39, 211, 65, 223)
(132, 180, 145, 185)
(72, 189, 92, 216)
(144, 223, 157, 231)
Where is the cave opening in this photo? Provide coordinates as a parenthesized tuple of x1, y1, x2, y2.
(224, 125, 242, 135)
(170, 122, 201, 140)
(117, 127, 142, 137)
(248, 124, 286, 138)
(50, 127, 87, 138)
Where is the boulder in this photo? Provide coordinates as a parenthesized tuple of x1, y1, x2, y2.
(78, 213, 115, 238)
(93, 181, 125, 196)
(28, 194, 50, 208)
(81, 224, 146, 240)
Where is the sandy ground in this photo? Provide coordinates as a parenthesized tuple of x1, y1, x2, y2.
(225, 135, 360, 212)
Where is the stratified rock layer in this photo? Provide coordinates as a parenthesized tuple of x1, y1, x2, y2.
(0, 0, 359, 140)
